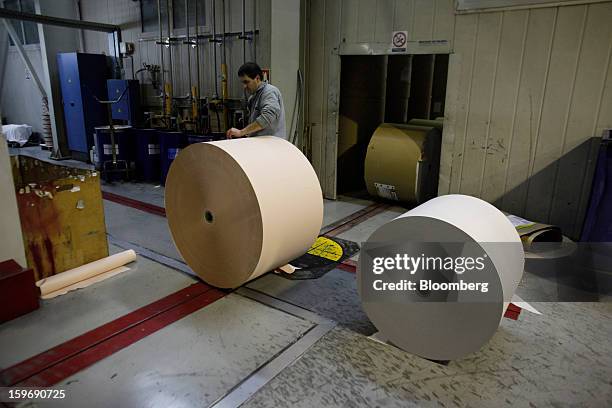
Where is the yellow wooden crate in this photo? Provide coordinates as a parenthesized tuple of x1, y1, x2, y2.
(11, 156, 109, 281)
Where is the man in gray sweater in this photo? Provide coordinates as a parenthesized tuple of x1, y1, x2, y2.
(226, 62, 287, 140)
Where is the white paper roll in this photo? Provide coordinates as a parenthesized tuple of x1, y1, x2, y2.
(359, 194, 525, 360)
(165, 137, 323, 288)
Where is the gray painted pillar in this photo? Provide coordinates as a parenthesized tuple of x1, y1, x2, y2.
(35, 0, 80, 159)
(0, 24, 8, 122)
(270, 0, 300, 142)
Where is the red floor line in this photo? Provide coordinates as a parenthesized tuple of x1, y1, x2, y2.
(102, 190, 388, 238)
(1, 283, 212, 386)
(337, 259, 358, 273)
(102, 191, 166, 217)
(17, 289, 226, 387)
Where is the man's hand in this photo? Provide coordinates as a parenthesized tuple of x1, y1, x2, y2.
(226, 128, 243, 139)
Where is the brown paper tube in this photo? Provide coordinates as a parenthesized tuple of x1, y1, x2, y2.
(36, 250, 136, 297)
(165, 136, 323, 288)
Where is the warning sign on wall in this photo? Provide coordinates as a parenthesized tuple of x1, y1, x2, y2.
(391, 31, 408, 53)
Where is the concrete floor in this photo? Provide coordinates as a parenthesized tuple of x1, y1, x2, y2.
(0, 244, 195, 368)
(242, 309, 612, 407)
(1, 154, 611, 407)
(53, 293, 314, 408)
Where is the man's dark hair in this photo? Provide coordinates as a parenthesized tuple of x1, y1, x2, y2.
(238, 62, 263, 80)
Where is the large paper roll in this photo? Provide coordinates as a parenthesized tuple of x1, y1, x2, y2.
(364, 123, 441, 203)
(165, 136, 323, 288)
(359, 195, 525, 360)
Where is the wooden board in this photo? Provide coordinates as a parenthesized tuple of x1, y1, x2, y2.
(11, 156, 108, 282)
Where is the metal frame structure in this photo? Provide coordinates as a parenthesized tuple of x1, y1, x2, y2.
(0, 7, 121, 48)
(0, 6, 122, 157)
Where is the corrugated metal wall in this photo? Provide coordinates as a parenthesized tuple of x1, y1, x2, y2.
(305, 0, 339, 196)
(308, 0, 612, 238)
(340, 0, 455, 46)
(441, 2, 612, 238)
(80, 0, 262, 100)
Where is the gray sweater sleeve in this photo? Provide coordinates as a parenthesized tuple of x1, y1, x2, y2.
(254, 87, 281, 129)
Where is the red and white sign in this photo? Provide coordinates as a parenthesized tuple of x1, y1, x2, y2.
(391, 31, 408, 52)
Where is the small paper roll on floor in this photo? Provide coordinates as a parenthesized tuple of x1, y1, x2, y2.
(165, 137, 323, 289)
(37, 250, 136, 298)
(358, 195, 525, 360)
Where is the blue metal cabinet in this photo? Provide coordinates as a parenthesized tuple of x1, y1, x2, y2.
(107, 79, 141, 125)
(57, 53, 109, 161)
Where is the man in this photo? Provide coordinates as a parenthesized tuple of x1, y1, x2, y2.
(226, 62, 287, 140)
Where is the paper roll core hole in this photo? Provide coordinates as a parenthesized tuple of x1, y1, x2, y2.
(204, 210, 214, 224)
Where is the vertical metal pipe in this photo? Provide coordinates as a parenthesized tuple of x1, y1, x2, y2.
(211, 0, 219, 98)
(0, 24, 9, 101)
(221, 0, 228, 130)
(194, 0, 201, 104)
(185, 0, 192, 99)
(166, 0, 173, 98)
(74, 0, 85, 52)
(221, 0, 227, 67)
(194, 0, 202, 132)
(157, 0, 166, 114)
(253, 0, 256, 62)
(241, 0, 246, 63)
(130, 55, 135, 80)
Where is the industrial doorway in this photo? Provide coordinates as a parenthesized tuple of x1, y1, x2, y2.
(336, 54, 449, 199)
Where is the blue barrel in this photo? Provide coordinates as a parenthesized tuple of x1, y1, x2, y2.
(159, 131, 189, 185)
(134, 129, 161, 183)
(93, 125, 134, 181)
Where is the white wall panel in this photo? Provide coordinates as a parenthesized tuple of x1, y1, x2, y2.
(441, 2, 612, 238)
